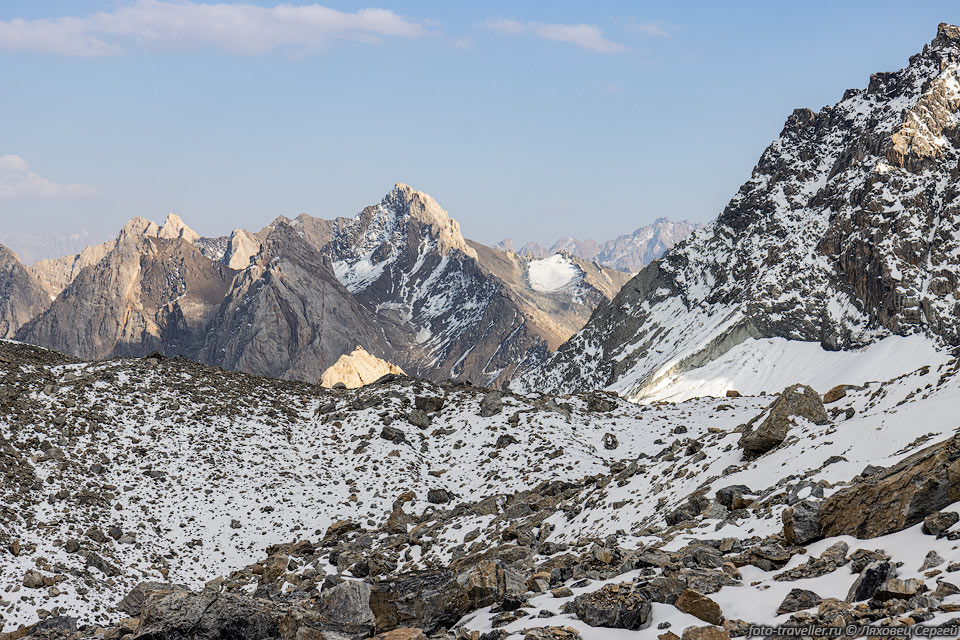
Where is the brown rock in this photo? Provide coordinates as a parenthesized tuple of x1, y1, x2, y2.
(674, 589, 724, 625)
(372, 629, 427, 640)
(820, 433, 960, 539)
(738, 384, 828, 456)
(681, 626, 731, 640)
(823, 385, 850, 404)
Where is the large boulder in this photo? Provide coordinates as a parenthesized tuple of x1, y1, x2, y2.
(568, 584, 651, 630)
(135, 588, 288, 640)
(738, 384, 828, 456)
(846, 560, 895, 602)
(820, 434, 960, 539)
(369, 570, 470, 635)
(673, 589, 724, 625)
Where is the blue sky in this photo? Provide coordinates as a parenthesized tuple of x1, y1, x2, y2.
(1, 1, 958, 247)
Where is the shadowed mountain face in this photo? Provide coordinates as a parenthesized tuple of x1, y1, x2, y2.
(0, 244, 50, 339)
(517, 24, 960, 400)
(8, 186, 628, 386)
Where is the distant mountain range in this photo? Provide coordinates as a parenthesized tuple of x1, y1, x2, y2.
(0, 185, 630, 387)
(497, 217, 700, 273)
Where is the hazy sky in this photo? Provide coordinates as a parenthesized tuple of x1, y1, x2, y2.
(1, 1, 958, 246)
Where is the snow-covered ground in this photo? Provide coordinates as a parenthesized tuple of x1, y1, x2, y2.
(637, 334, 950, 403)
(3, 342, 960, 635)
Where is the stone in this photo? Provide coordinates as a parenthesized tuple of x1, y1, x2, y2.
(407, 409, 431, 429)
(674, 589, 724, 625)
(136, 587, 295, 640)
(381, 426, 407, 444)
(922, 511, 960, 536)
(427, 489, 453, 504)
(725, 390, 741, 398)
(738, 384, 828, 456)
(873, 578, 923, 602)
(820, 434, 960, 539)
(414, 396, 444, 413)
(846, 560, 894, 602)
(569, 584, 651, 630)
(369, 569, 469, 635)
(681, 626, 731, 640)
(319, 580, 376, 632)
(320, 346, 405, 389)
(372, 630, 428, 640)
(777, 588, 821, 614)
(920, 550, 946, 571)
(714, 485, 752, 509)
(823, 385, 851, 404)
(480, 392, 503, 417)
(781, 500, 822, 545)
(23, 570, 45, 589)
(603, 433, 619, 450)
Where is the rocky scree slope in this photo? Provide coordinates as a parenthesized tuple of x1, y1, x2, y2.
(517, 24, 960, 401)
(3, 340, 960, 638)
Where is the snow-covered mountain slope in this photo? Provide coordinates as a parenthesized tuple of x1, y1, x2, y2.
(500, 218, 700, 274)
(322, 184, 629, 386)
(517, 24, 960, 401)
(4, 326, 960, 636)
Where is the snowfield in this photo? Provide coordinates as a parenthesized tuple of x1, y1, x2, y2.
(527, 254, 582, 292)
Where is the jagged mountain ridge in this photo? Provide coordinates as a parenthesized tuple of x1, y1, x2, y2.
(517, 23, 960, 401)
(4, 185, 629, 386)
(499, 217, 700, 273)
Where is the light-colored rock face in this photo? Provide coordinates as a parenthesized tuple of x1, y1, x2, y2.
(222, 228, 261, 270)
(320, 345, 405, 388)
(30, 240, 114, 299)
(157, 213, 200, 244)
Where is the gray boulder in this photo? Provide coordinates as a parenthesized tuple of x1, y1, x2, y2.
(479, 391, 503, 417)
(846, 560, 894, 602)
(568, 584, 651, 630)
(781, 500, 822, 545)
(777, 588, 821, 614)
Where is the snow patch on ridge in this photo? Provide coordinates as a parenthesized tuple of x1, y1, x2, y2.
(527, 254, 581, 292)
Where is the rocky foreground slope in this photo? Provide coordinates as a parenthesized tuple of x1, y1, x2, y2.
(2, 338, 960, 639)
(518, 24, 960, 402)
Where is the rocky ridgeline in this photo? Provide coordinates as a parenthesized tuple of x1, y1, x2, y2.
(2, 340, 960, 639)
(0, 186, 629, 390)
(518, 24, 960, 400)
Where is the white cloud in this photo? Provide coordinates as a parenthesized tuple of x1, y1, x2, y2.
(0, 155, 96, 199)
(482, 18, 628, 53)
(627, 21, 669, 37)
(0, 1, 431, 57)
